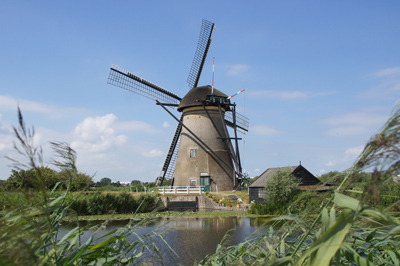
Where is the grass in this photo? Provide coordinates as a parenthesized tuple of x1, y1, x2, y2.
(205, 190, 249, 206)
(68, 210, 270, 222)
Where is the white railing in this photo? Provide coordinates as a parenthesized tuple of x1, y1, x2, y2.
(159, 186, 204, 195)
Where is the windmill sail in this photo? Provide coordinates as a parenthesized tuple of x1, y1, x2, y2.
(157, 117, 182, 185)
(108, 65, 181, 105)
(187, 19, 216, 89)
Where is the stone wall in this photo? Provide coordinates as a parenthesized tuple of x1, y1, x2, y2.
(158, 195, 248, 211)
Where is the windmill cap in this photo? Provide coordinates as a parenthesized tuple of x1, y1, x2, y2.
(177, 85, 229, 112)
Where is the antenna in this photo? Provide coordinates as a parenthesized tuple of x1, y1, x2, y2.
(212, 57, 215, 100)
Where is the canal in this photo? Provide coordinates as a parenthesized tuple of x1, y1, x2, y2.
(60, 216, 270, 265)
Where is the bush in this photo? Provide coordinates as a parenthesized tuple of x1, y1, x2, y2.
(248, 201, 286, 215)
(4, 167, 58, 190)
(264, 167, 300, 204)
(68, 192, 158, 216)
(4, 167, 93, 192)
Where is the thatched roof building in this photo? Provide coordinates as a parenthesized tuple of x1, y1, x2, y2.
(249, 164, 321, 203)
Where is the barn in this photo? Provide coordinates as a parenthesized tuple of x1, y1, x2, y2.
(248, 164, 321, 203)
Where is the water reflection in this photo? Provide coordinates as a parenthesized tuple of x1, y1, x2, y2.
(60, 216, 269, 266)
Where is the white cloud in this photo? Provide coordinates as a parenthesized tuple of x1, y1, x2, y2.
(0, 95, 50, 113)
(324, 126, 366, 136)
(71, 114, 128, 153)
(372, 67, 400, 77)
(363, 67, 400, 99)
(344, 145, 364, 160)
(115, 120, 157, 133)
(0, 115, 13, 152)
(141, 149, 163, 158)
(322, 111, 388, 137)
(248, 90, 307, 99)
(226, 64, 250, 76)
(323, 145, 364, 170)
(323, 112, 385, 126)
(364, 80, 400, 99)
(0, 94, 87, 118)
(162, 121, 170, 128)
(251, 124, 282, 136)
(325, 161, 336, 167)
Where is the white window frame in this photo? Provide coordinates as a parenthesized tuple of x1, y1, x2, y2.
(190, 149, 197, 158)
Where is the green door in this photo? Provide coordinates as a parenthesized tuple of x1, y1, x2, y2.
(200, 176, 210, 192)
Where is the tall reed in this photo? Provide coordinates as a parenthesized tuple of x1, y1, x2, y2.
(0, 108, 173, 265)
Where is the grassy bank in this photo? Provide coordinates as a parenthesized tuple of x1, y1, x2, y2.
(67, 210, 270, 222)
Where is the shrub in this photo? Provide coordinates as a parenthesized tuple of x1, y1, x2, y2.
(68, 192, 158, 216)
(248, 201, 286, 215)
(264, 167, 300, 204)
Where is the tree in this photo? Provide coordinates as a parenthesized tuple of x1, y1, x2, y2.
(131, 180, 141, 186)
(239, 172, 253, 190)
(72, 172, 94, 191)
(97, 177, 112, 187)
(111, 181, 121, 187)
(264, 167, 300, 204)
(161, 179, 172, 186)
(4, 167, 59, 190)
(319, 170, 345, 185)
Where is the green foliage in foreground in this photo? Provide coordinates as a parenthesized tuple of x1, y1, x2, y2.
(200, 192, 400, 266)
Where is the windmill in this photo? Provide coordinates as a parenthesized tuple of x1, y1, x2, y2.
(107, 19, 249, 192)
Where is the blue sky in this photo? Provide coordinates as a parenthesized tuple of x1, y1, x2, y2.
(1, 1, 400, 182)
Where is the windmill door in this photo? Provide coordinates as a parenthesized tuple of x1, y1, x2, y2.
(200, 175, 210, 192)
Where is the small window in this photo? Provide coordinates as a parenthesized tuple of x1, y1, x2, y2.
(206, 95, 228, 104)
(190, 149, 197, 158)
(258, 189, 266, 199)
(190, 180, 197, 186)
